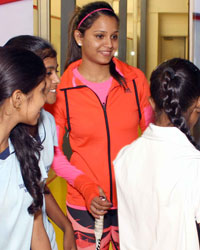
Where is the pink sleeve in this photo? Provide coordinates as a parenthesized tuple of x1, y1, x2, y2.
(52, 146, 99, 211)
(52, 125, 83, 186)
(52, 146, 83, 186)
(137, 71, 154, 132)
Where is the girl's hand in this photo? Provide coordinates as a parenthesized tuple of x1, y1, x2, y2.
(63, 221, 77, 250)
(31, 211, 51, 250)
(44, 186, 77, 250)
(90, 187, 112, 218)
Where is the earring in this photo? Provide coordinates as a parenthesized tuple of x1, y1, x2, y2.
(78, 43, 82, 47)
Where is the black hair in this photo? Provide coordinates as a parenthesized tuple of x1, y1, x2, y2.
(5, 35, 57, 60)
(0, 47, 46, 214)
(150, 58, 200, 149)
(5, 35, 57, 138)
(65, 1, 126, 88)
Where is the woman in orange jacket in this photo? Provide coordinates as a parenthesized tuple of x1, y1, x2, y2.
(48, 1, 153, 249)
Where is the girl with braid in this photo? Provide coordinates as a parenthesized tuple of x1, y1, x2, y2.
(114, 58, 200, 250)
(5, 35, 77, 250)
(0, 47, 51, 249)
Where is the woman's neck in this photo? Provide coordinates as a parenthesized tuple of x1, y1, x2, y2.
(0, 114, 16, 153)
(78, 60, 111, 83)
(154, 111, 173, 127)
(0, 127, 10, 153)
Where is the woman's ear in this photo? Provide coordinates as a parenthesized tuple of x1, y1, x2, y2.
(149, 97, 156, 111)
(11, 89, 24, 110)
(74, 30, 83, 47)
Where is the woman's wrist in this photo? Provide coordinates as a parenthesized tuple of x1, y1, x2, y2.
(59, 215, 73, 233)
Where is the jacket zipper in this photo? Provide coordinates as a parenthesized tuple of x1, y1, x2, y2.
(102, 101, 113, 204)
(92, 91, 113, 204)
(63, 85, 115, 204)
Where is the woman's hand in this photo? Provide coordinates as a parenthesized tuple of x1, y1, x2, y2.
(45, 186, 77, 250)
(31, 210, 51, 250)
(90, 187, 112, 218)
(63, 220, 77, 250)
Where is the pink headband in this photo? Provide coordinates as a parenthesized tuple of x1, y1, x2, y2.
(77, 8, 113, 29)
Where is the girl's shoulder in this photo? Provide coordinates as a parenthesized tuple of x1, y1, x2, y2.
(60, 60, 82, 88)
(40, 108, 55, 124)
(38, 109, 57, 143)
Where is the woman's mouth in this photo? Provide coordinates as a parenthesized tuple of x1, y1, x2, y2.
(101, 51, 112, 56)
(49, 89, 56, 93)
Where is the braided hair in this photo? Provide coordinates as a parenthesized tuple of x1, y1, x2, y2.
(0, 47, 46, 214)
(150, 58, 200, 149)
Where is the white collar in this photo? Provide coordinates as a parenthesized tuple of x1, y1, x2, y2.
(143, 123, 198, 150)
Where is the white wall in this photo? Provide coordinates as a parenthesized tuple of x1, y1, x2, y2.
(0, 0, 33, 46)
(193, 0, 200, 68)
(194, 0, 200, 12)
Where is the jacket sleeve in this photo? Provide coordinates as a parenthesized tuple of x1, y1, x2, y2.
(50, 86, 67, 150)
(50, 84, 99, 212)
(52, 145, 99, 212)
(135, 69, 154, 132)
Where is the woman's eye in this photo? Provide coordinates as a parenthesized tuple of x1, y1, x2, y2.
(96, 34, 104, 39)
(46, 71, 52, 76)
(111, 34, 118, 40)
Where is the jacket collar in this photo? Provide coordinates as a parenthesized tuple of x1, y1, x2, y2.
(60, 57, 138, 89)
(112, 57, 137, 81)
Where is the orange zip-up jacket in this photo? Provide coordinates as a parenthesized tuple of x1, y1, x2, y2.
(48, 57, 153, 209)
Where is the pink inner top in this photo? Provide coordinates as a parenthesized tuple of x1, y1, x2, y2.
(73, 67, 112, 104)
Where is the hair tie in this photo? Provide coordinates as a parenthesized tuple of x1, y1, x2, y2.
(77, 8, 113, 30)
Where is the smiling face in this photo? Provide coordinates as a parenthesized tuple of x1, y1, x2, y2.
(19, 80, 46, 125)
(43, 57, 60, 104)
(76, 15, 119, 66)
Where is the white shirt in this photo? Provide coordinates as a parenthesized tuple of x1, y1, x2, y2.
(39, 109, 58, 250)
(114, 123, 200, 250)
(39, 109, 58, 172)
(0, 139, 47, 250)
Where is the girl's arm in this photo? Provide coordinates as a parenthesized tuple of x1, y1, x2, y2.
(50, 94, 111, 216)
(50, 92, 100, 209)
(31, 210, 51, 250)
(136, 70, 154, 132)
(44, 185, 77, 250)
(52, 145, 112, 217)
